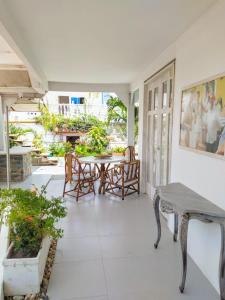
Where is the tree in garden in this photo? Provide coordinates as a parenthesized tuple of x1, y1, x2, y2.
(106, 96, 127, 140)
(106, 96, 139, 144)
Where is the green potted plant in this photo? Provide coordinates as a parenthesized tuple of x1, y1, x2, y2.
(0, 186, 67, 296)
(75, 126, 110, 156)
(111, 146, 126, 156)
(49, 142, 73, 157)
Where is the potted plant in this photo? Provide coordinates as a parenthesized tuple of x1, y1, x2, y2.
(111, 146, 126, 156)
(49, 142, 73, 166)
(0, 186, 67, 296)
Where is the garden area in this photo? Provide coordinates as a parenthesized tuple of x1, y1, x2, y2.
(8, 96, 131, 163)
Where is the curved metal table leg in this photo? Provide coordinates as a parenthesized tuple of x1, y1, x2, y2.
(153, 193, 161, 249)
(219, 223, 225, 300)
(174, 213, 178, 242)
(179, 213, 189, 293)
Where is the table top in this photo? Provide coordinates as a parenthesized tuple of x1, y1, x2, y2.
(79, 155, 126, 164)
(157, 183, 225, 218)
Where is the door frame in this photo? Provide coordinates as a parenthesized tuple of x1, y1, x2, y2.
(143, 60, 175, 197)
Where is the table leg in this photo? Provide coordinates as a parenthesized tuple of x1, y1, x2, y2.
(174, 213, 178, 242)
(153, 193, 161, 249)
(219, 223, 225, 300)
(179, 213, 190, 293)
(98, 164, 105, 194)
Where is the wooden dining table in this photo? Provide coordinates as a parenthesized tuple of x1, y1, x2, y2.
(79, 156, 126, 194)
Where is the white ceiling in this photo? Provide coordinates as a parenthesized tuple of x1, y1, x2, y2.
(3, 0, 217, 84)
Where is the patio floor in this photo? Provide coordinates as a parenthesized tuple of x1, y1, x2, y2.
(45, 175, 219, 300)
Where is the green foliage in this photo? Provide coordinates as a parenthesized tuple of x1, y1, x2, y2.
(36, 106, 57, 132)
(134, 106, 139, 144)
(75, 126, 109, 156)
(36, 106, 105, 133)
(49, 142, 73, 157)
(32, 131, 45, 153)
(67, 114, 105, 132)
(106, 96, 127, 124)
(106, 96, 127, 139)
(9, 124, 33, 148)
(106, 96, 139, 143)
(75, 144, 97, 157)
(86, 126, 109, 153)
(0, 187, 67, 258)
(111, 146, 126, 153)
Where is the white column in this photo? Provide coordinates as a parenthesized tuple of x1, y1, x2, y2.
(127, 94, 135, 146)
(0, 96, 5, 151)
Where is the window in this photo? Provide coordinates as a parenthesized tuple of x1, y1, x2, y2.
(58, 96, 69, 104)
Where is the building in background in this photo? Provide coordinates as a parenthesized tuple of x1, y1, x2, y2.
(44, 91, 116, 120)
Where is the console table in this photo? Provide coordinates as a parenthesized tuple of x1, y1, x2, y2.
(153, 182, 225, 300)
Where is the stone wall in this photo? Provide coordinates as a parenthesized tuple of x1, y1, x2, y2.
(0, 152, 31, 182)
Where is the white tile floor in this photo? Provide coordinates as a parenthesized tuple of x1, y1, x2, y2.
(47, 179, 219, 300)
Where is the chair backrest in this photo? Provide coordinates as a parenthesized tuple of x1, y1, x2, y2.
(73, 156, 93, 178)
(72, 154, 80, 174)
(64, 153, 73, 182)
(121, 160, 140, 183)
(125, 146, 136, 161)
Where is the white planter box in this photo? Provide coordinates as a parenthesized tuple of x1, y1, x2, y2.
(3, 237, 51, 296)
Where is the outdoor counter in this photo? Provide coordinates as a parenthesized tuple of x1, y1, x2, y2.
(0, 147, 32, 182)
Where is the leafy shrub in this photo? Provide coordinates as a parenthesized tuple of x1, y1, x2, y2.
(75, 144, 96, 157)
(36, 106, 57, 132)
(9, 124, 33, 148)
(32, 131, 45, 153)
(75, 126, 109, 156)
(86, 126, 109, 153)
(49, 142, 73, 157)
(36, 106, 105, 133)
(0, 187, 67, 258)
(67, 114, 105, 132)
(106, 96, 127, 140)
(111, 146, 126, 153)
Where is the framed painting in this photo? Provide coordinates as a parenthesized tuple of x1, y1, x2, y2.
(180, 75, 225, 157)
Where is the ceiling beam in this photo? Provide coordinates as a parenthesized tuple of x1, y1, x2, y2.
(0, 0, 48, 94)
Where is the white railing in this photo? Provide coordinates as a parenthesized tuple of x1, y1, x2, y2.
(49, 104, 108, 121)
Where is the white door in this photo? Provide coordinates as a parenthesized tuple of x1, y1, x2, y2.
(145, 63, 174, 197)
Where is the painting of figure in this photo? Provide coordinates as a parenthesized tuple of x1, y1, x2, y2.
(180, 76, 225, 156)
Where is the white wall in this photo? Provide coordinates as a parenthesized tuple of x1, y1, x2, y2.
(131, 0, 225, 293)
(48, 82, 130, 106)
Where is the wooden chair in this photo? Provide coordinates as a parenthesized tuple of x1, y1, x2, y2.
(125, 146, 136, 161)
(63, 153, 97, 202)
(104, 160, 140, 200)
(72, 154, 93, 176)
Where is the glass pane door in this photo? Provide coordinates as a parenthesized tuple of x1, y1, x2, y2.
(145, 63, 174, 197)
(153, 114, 159, 186)
(160, 113, 169, 185)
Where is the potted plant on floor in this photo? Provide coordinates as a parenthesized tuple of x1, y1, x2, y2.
(0, 186, 67, 296)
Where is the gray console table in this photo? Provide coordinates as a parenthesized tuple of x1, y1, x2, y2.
(153, 182, 225, 300)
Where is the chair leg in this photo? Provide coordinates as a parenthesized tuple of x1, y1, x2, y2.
(92, 182, 96, 195)
(76, 186, 80, 202)
(122, 186, 125, 200)
(76, 183, 82, 202)
(63, 180, 67, 197)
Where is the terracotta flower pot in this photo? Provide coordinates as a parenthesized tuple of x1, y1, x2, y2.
(112, 152, 125, 156)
